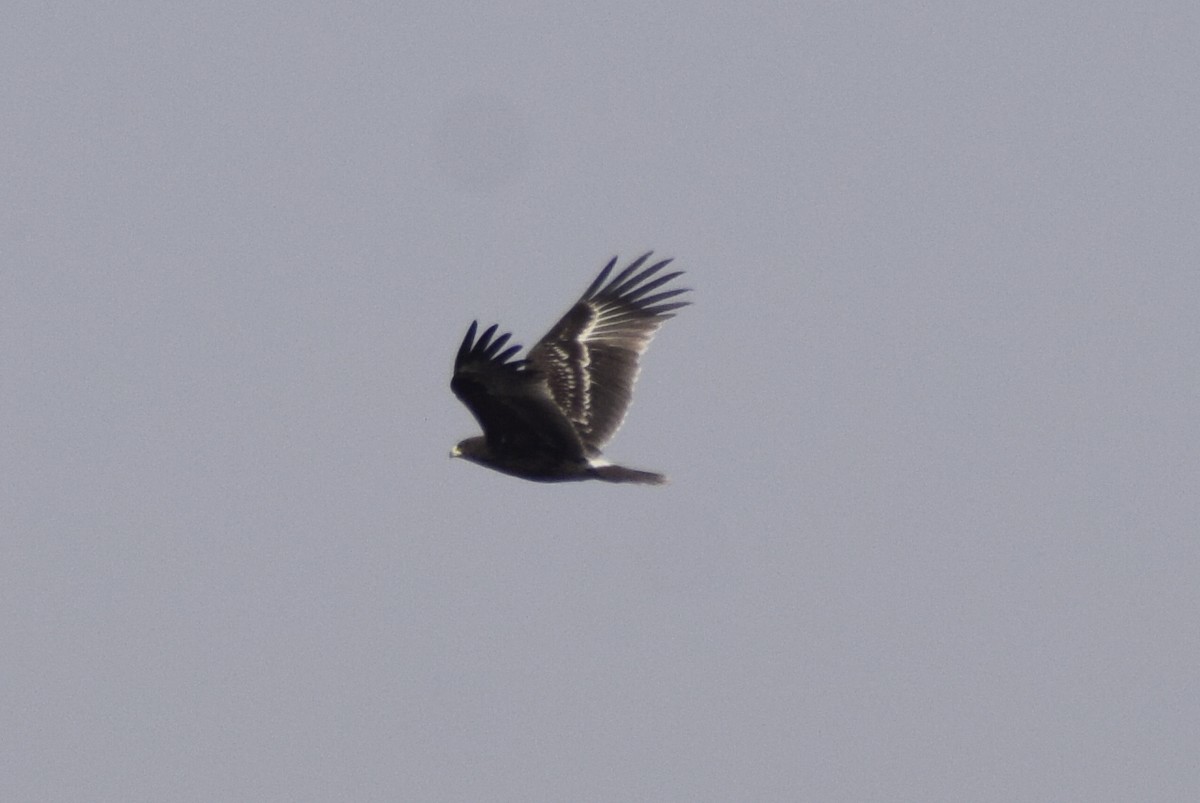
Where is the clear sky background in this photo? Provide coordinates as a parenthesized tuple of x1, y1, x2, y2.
(4, 3, 1197, 801)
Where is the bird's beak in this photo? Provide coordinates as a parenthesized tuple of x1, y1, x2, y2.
(449, 445, 461, 458)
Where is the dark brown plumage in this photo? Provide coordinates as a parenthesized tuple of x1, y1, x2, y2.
(450, 253, 690, 484)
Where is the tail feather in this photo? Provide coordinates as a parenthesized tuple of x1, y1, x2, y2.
(590, 463, 668, 485)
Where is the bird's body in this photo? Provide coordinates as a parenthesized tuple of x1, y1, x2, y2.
(450, 253, 690, 484)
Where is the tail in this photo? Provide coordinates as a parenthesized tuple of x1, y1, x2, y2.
(590, 464, 668, 485)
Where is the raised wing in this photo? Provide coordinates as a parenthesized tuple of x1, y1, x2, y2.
(451, 321, 586, 460)
(528, 253, 690, 452)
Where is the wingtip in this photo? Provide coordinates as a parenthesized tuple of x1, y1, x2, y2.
(456, 320, 480, 365)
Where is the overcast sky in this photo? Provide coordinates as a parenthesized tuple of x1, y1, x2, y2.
(4, 2, 1198, 801)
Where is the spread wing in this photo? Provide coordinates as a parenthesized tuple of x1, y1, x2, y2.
(451, 321, 586, 460)
(527, 253, 690, 453)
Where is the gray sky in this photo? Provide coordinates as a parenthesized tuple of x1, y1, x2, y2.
(4, 2, 1198, 801)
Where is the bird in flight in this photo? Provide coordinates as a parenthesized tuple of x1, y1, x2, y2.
(450, 253, 690, 484)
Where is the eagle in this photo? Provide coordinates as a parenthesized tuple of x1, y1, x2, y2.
(450, 253, 690, 484)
